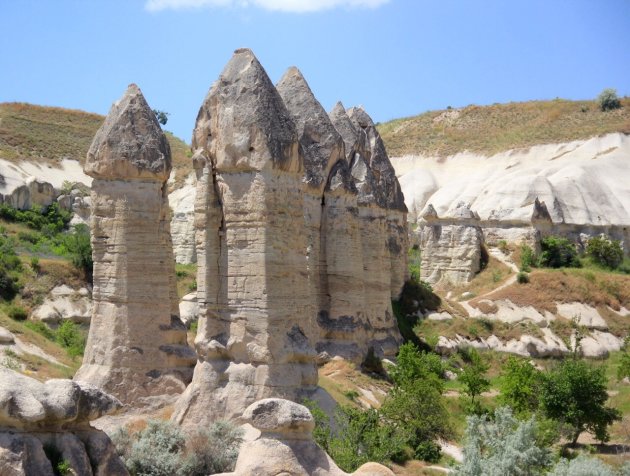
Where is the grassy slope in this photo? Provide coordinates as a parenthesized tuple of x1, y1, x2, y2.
(378, 98, 630, 157)
(0, 102, 192, 187)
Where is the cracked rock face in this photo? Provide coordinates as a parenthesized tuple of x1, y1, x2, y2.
(0, 368, 128, 476)
(173, 49, 318, 429)
(74, 84, 195, 406)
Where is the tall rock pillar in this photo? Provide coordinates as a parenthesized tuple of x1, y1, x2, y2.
(74, 84, 195, 406)
(277, 70, 368, 362)
(173, 49, 318, 428)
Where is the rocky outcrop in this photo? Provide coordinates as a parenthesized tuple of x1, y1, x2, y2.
(74, 84, 195, 407)
(0, 367, 128, 476)
(416, 202, 484, 285)
(395, 133, 630, 256)
(216, 398, 394, 476)
(174, 50, 407, 427)
(173, 49, 319, 428)
(31, 285, 92, 325)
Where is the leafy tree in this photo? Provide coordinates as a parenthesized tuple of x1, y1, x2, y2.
(597, 88, 621, 112)
(328, 406, 406, 472)
(458, 348, 490, 414)
(586, 235, 624, 269)
(153, 109, 170, 125)
(539, 236, 580, 268)
(452, 407, 550, 476)
(55, 320, 86, 358)
(499, 356, 542, 416)
(540, 359, 621, 445)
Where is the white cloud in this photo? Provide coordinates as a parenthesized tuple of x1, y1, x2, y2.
(145, 0, 390, 13)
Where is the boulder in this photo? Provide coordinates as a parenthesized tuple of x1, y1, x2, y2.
(31, 285, 92, 325)
(217, 398, 394, 476)
(0, 368, 127, 476)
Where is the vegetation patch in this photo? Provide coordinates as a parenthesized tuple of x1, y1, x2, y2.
(378, 97, 630, 158)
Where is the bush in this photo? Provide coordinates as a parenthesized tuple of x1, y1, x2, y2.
(539, 236, 580, 268)
(64, 224, 92, 281)
(7, 304, 27, 321)
(598, 88, 621, 112)
(516, 271, 529, 284)
(24, 321, 56, 340)
(55, 320, 86, 358)
(452, 407, 550, 476)
(586, 235, 624, 269)
(548, 453, 619, 476)
(112, 419, 242, 476)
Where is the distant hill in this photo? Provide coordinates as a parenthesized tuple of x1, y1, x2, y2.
(0, 102, 192, 187)
(378, 98, 630, 158)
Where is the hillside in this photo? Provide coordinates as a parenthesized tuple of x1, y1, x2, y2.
(378, 98, 630, 158)
(0, 102, 192, 186)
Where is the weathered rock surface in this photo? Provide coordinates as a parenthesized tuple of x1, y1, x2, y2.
(31, 285, 92, 325)
(395, 133, 630, 256)
(178, 292, 199, 327)
(216, 398, 394, 476)
(173, 49, 318, 428)
(169, 172, 197, 263)
(0, 368, 128, 476)
(74, 84, 195, 406)
(416, 202, 484, 285)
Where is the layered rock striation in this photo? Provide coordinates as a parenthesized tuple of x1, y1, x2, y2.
(174, 49, 408, 428)
(173, 49, 318, 427)
(74, 84, 195, 406)
(0, 367, 128, 476)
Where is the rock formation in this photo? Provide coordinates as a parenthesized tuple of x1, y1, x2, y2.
(173, 49, 318, 428)
(0, 367, 128, 476)
(395, 133, 630, 257)
(416, 202, 485, 285)
(344, 105, 407, 356)
(173, 50, 408, 427)
(276, 69, 368, 361)
(74, 84, 195, 406)
(216, 398, 394, 476)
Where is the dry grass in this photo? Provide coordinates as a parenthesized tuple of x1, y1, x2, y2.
(483, 268, 630, 315)
(378, 98, 630, 157)
(0, 102, 192, 185)
(318, 359, 390, 409)
(443, 256, 513, 299)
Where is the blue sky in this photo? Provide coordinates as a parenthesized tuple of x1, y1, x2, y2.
(1, 0, 629, 142)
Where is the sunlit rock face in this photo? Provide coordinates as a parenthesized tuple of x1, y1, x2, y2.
(173, 49, 318, 429)
(75, 84, 195, 407)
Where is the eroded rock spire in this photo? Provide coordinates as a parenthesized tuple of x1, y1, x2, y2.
(173, 49, 317, 429)
(75, 84, 195, 406)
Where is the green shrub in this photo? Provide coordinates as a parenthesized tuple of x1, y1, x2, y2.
(516, 271, 529, 284)
(618, 352, 630, 381)
(30, 256, 40, 272)
(55, 321, 86, 358)
(586, 235, 624, 269)
(64, 224, 92, 281)
(539, 236, 580, 268)
(414, 440, 441, 463)
(408, 246, 421, 282)
(598, 88, 621, 112)
(7, 305, 27, 321)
